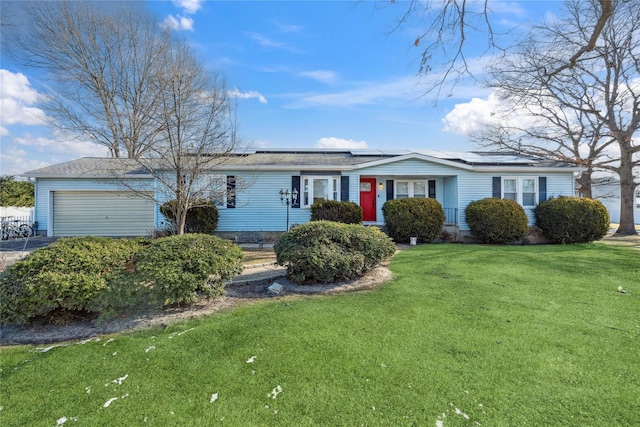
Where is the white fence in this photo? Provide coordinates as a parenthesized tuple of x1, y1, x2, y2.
(0, 207, 34, 224)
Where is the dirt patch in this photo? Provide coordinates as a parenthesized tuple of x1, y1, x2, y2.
(600, 232, 640, 250)
(0, 266, 393, 346)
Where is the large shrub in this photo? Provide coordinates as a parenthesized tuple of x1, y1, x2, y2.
(534, 196, 609, 244)
(134, 234, 243, 306)
(274, 221, 395, 284)
(160, 199, 219, 234)
(310, 200, 362, 224)
(0, 237, 146, 324)
(381, 198, 445, 243)
(465, 198, 529, 244)
(0, 235, 243, 325)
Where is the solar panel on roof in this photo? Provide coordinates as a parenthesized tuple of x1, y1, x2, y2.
(475, 155, 536, 164)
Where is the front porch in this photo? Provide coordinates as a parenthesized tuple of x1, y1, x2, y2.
(358, 175, 459, 226)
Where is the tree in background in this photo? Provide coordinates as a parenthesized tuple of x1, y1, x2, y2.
(125, 41, 241, 235)
(0, 176, 34, 207)
(4, 1, 169, 158)
(478, 0, 638, 236)
(4, 1, 245, 235)
(386, 0, 614, 99)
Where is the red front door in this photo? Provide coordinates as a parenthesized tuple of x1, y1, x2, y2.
(360, 178, 377, 221)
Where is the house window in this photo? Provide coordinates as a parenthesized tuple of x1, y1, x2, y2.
(195, 174, 228, 209)
(636, 189, 640, 208)
(302, 176, 339, 207)
(395, 180, 428, 199)
(502, 177, 538, 207)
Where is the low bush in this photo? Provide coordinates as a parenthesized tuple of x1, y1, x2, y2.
(0, 235, 243, 325)
(465, 198, 529, 244)
(534, 196, 609, 243)
(310, 200, 363, 224)
(0, 237, 146, 324)
(160, 199, 219, 234)
(274, 221, 396, 284)
(134, 234, 243, 306)
(381, 198, 445, 243)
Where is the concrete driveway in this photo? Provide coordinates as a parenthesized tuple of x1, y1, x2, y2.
(0, 237, 59, 271)
(0, 236, 59, 252)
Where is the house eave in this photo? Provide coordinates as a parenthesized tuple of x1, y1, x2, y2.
(471, 166, 585, 173)
(353, 153, 475, 171)
(207, 164, 357, 172)
(22, 173, 155, 179)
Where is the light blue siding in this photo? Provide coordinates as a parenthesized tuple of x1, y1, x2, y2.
(457, 172, 576, 229)
(217, 171, 311, 232)
(358, 159, 461, 176)
(33, 162, 577, 235)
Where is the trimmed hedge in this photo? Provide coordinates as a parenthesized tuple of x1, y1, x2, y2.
(160, 199, 219, 234)
(134, 234, 243, 306)
(465, 198, 529, 244)
(381, 198, 445, 243)
(534, 196, 609, 243)
(0, 237, 146, 324)
(310, 200, 363, 224)
(0, 235, 243, 325)
(274, 221, 396, 284)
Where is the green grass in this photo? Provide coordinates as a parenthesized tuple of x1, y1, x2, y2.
(1, 243, 639, 426)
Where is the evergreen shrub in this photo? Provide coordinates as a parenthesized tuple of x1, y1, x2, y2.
(134, 234, 243, 306)
(465, 198, 529, 244)
(0, 235, 243, 324)
(381, 198, 445, 243)
(274, 221, 395, 284)
(534, 196, 609, 243)
(0, 237, 146, 324)
(310, 200, 363, 224)
(160, 199, 219, 234)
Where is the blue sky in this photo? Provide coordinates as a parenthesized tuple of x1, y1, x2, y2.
(0, 0, 561, 176)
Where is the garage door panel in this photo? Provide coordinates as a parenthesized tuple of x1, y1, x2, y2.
(53, 191, 155, 237)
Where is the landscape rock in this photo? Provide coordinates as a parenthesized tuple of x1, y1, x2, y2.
(267, 282, 285, 295)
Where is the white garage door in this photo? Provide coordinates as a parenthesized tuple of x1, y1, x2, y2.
(53, 191, 155, 237)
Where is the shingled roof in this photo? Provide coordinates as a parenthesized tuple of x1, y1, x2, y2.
(23, 149, 581, 177)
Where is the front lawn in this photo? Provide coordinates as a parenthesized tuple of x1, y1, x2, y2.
(1, 243, 638, 426)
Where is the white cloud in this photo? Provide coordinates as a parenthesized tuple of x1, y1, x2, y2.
(2, 129, 109, 174)
(0, 69, 47, 126)
(272, 21, 303, 34)
(0, 146, 50, 176)
(315, 137, 368, 149)
(442, 94, 501, 135)
(172, 0, 203, 14)
(13, 132, 106, 158)
(228, 88, 267, 104)
(289, 76, 419, 108)
(250, 139, 270, 148)
(248, 33, 287, 49)
(487, 1, 527, 18)
(286, 72, 492, 110)
(298, 70, 337, 84)
(161, 15, 194, 31)
(247, 33, 306, 54)
(0, 126, 8, 136)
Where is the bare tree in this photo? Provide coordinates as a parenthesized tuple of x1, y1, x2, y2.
(480, 0, 639, 236)
(4, 1, 246, 234)
(114, 39, 243, 235)
(385, 0, 614, 98)
(4, 1, 168, 158)
(472, 91, 614, 200)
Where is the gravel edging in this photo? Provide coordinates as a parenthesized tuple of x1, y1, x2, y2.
(0, 266, 393, 346)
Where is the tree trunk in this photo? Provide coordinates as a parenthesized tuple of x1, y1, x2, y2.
(614, 154, 638, 236)
(576, 171, 593, 198)
(176, 209, 187, 235)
